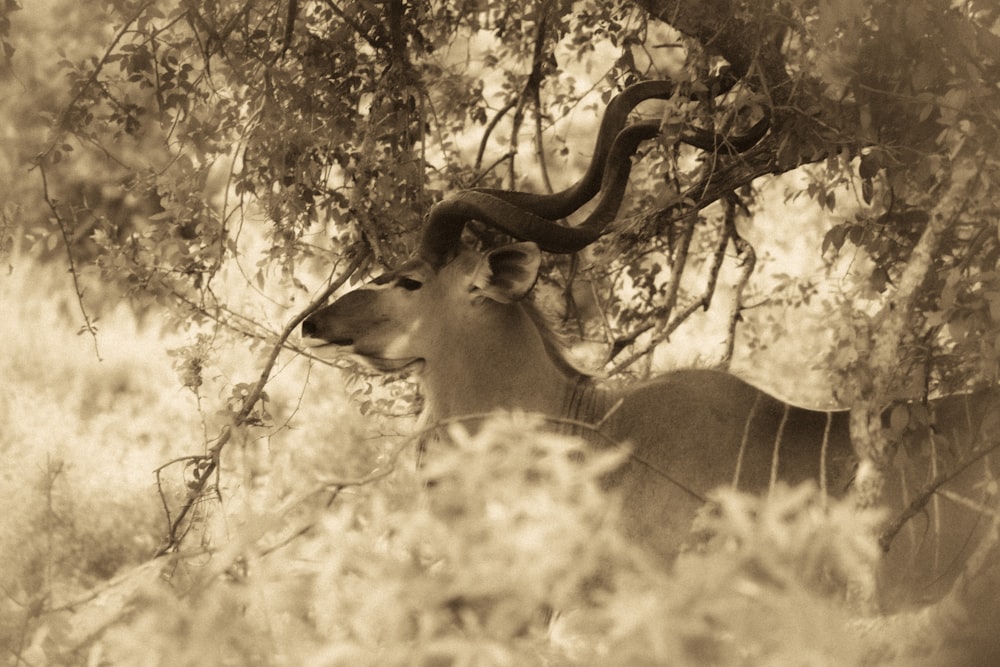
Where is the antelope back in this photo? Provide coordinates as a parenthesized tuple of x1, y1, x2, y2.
(603, 369, 999, 603)
(600, 369, 855, 559)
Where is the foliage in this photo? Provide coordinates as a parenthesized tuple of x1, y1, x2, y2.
(0, 0, 1000, 380)
(10, 403, 895, 665)
(3, 0, 1000, 663)
(0, 261, 183, 657)
(0, 256, 375, 661)
(5, 0, 997, 390)
(789, 0, 1000, 396)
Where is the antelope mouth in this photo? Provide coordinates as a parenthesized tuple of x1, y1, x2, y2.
(357, 354, 425, 374)
(301, 335, 353, 350)
(301, 337, 424, 374)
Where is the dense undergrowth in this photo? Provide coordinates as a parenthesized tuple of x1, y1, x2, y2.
(1, 258, 998, 666)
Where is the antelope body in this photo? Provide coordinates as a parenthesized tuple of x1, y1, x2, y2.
(303, 81, 999, 603)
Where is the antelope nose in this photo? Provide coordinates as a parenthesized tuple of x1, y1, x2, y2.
(301, 318, 318, 338)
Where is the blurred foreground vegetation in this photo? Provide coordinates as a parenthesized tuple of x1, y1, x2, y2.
(1, 257, 997, 665)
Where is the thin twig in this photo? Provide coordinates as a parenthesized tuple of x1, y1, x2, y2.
(475, 98, 517, 174)
(533, 88, 554, 194)
(878, 438, 1000, 553)
(606, 213, 731, 375)
(154, 251, 367, 556)
(527, 14, 554, 194)
(258, 435, 413, 557)
(660, 212, 697, 324)
(38, 165, 101, 360)
(169, 288, 338, 368)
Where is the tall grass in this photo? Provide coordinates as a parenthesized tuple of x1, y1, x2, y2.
(0, 259, 189, 585)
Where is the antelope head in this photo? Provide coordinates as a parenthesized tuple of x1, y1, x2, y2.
(300, 242, 543, 376)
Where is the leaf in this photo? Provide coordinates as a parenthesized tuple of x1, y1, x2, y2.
(948, 317, 969, 341)
(822, 224, 849, 254)
(858, 152, 881, 180)
(868, 266, 890, 293)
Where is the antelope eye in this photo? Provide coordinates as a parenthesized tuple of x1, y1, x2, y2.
(396, 277, 423, 291)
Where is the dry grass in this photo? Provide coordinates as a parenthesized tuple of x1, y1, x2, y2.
(0, 259, 191, 591)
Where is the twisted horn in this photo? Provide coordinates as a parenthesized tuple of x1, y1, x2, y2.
(468, 79, 675, 220)
(417, 77, 767, 265)
(419, 119, 660, 262)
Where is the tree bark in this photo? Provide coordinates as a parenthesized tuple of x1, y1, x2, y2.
(632, 0, 791, 98)
(850, 161, 980, 510)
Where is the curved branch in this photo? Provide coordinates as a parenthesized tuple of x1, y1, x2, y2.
(673, 140, 781, 214)
(474, 98, 517, 173)
(153, 250, 367, 556)
(878, 438, 1000, 554)
(533, 83, 554, 194)
(38, 165, 101, 360)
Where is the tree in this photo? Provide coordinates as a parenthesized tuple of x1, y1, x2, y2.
(634, 0, 1000, 508)
(4, 0, 1000, 657)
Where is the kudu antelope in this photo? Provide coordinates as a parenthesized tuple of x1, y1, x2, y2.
(303, 81, 999, 603)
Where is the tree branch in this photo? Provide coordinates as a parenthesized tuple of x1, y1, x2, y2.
(38, 165, 101, 360)
(607, 213, 730, 375)
(153, 250, 367, 556)
(474, 98, 517, 174)
(878, 438, 1000, 554)
(721, 194, 755, 364)
(35, 0, 157, 163)
(634, 0, 791, 99)
(852, 162, 982, 510)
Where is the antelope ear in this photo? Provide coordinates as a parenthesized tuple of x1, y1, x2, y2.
(471, 242, 541, 304)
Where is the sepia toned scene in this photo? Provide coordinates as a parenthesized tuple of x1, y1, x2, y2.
(2, 1, 999, 664)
